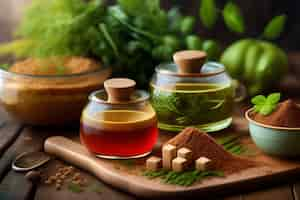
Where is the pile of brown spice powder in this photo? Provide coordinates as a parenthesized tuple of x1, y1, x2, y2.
(252, 99, 300, 128)
(9, 57, 101, 75)
(167, 127, 257, 174)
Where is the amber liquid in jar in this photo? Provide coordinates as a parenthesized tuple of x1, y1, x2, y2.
(80, 110, 158, 158)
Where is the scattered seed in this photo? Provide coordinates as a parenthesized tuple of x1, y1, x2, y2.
(68, 183, 83, 193)
(55, 172, 62, 177)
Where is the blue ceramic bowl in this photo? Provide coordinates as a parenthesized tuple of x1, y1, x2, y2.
(245, 108, 300, 157)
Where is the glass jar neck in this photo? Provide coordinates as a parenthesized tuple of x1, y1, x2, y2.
(89, 89, 150, 106)
(155, 62, 225, 78)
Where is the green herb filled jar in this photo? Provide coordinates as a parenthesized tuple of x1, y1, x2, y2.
(150, 50, 241, 132)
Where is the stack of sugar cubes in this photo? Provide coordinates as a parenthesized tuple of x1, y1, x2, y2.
(146, 144, 213, 172)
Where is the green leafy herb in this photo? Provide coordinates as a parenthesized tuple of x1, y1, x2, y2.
(199, 0, 218, 29)
(263, 15, 287, 40)
(88, 183, 103, 194)
(0, 0, 286, 88)
(119, 159, 135, 168)
(251, 93, 281, 115)
(150, 84, 233, 132)
(14, 0, 105, 57)
(143, 169, 169, 179)
(201, 39, 222, 61)
(68, 183, 83, 193)
(56, 66, 66, 75)
(217, 134, 250, 155)
(185, 35, 203, 50)
(180, 16, 196, 34)
(143, 169, 224, 186)
(0, 39, 35, 58)
(117, 0, 147, 16)
(0, 64, 10, 70)
(222, 2, 245, 34)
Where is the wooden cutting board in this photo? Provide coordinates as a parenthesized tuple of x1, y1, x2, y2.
(44, 118, 300, 198)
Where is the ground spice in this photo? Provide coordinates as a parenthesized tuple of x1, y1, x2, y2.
(9, 57, 100, 75)
(44, 165, 87, 190)
(252, 99, 300, 128)
(167, 127, 256, 174)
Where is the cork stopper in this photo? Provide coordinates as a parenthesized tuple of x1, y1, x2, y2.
(104, 78, 136, 103)
(173, 50, 207, 74)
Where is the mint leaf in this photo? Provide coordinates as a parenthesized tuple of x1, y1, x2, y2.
(251, 95, 266, 105)
(260, 104, 276, 115)
(117, 0, 145, 16)
(223, 2, 245, 34)
(263, 15, 287, 40)
(254, 104, 263, 113)
(199, 0, 218, 29)
(251, 93, 281, 115)
(266, 93, 281, 104)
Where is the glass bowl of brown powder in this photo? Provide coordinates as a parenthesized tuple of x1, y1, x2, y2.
(0, 57, 111, 125)
(245, 99, 300, 157)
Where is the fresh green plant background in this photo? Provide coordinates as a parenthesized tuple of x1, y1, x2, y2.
(0, 0, 287, 90)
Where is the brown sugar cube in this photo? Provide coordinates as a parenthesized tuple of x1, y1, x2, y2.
(146, 156, 162, 171)
(162, 144, 177, 169)
(195, 157, 213, 171)
(56, 179, 62, 184)
(177, 147, 192, 160)
(172, 157, 188, 172)
(45, 179, 52, 184)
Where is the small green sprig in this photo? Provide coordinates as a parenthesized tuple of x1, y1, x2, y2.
(56, 66, 66, 75)
(217, 135, 244, 155)
(143, 169, 224, 186)
(68, 183, 83, 193)
(251, 93, 281, 115)
(0, 63, 10, 70)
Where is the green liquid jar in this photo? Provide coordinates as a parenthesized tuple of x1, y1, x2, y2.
(150, 50, 240, 132)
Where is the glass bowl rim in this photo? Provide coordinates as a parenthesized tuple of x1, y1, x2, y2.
(245, 108, 300, 131)
(0, 62, 110, 79)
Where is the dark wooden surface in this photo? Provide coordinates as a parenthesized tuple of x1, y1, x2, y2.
(0, 89, 299, 200)
(0, 1, 299, 199)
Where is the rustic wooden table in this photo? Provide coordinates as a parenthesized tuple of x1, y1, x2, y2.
(1, 2, 300, 198)
(0, 78, 299, 200)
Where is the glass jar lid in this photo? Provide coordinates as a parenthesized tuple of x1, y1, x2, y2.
(89, 78, 149, 105)
(155, 50, 225, 77)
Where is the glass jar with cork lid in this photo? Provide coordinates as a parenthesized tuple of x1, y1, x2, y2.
(80, 78, 158, 159)
(150, 50, 244, 132)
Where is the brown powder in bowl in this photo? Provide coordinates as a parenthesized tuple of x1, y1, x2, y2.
(252, 99, 300, 128)
(167, 127, 256, 174)
(0, 56, 111, 125)
(9, 57, 100, 75)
